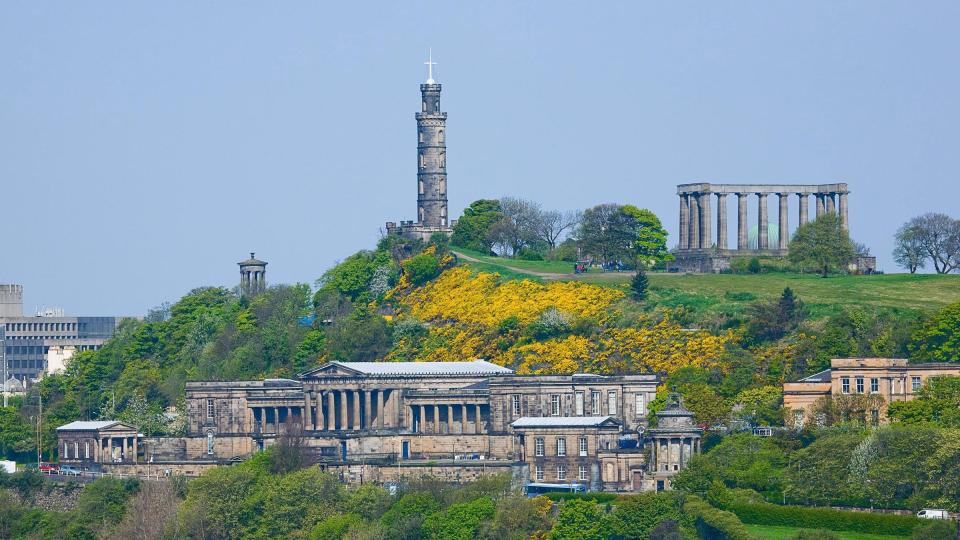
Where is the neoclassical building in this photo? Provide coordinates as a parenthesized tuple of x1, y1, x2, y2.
(57, 360, 703, 492)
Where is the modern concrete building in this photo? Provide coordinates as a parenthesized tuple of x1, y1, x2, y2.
(0, 284, 125, 384)
(386, 53, 454, 241)
(63, 361, 705, 492)
(783, 358, 960, 427)
(669, 182, 865, 272)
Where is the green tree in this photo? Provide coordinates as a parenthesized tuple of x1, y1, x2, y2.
(889, 376, 960, 427)
(451, 199, 503, 253)
(479, 496, 552, 540)
(630, 269, 649, 300)
(673, 433, 787, 500)
(787, 213, 856, 277)
(380, 492, 441, 538)
(909, 301, 960, 363)
(325, 310, 392, 363)
(549, 499, 609, 540)
(575, 204, 637, 265)
(402, 251, 442, 285)
(622, 205, 673, 268)
(606, 491, 694, 539)
(746, 287, 807, 342)
(423, 497, 495, 540)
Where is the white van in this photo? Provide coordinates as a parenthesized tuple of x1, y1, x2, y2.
(917, 509, 949, 520)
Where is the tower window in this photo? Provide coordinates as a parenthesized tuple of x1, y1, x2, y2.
(438, 129, 444, 143)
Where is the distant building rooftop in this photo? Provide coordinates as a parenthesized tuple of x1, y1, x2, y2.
(511, 416, 620, 428)
(312, 360, 513, 377)
(56, 420, 133, 431)
(798, 369, 832, 383)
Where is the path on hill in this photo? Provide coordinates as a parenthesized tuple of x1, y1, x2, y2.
(451, 250, 663, 281)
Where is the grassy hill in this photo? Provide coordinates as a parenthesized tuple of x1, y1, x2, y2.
(452, 248, 960, 320)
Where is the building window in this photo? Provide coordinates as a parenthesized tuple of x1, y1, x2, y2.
(608, 391, 617, 416)
(870, 378, 879, 393)
(84, 442, 90, 459)
(557, 438, 566, 457)
(579, 437, 588, 456)
(841, 377, 850, 394)
(591, 391, 601, 414)
(206, 399, 215, 418)
(63, 442, 69, 459)
(551, 395, 560, 416)
(535, 438, 544, 457)
(557, 465, 566, 481)
(206, 432, 215, 455)
(856, 377, 864, 394)
(575, 392, 584, 416)
(512, 395, 521, 416)
(912, 376, 921, 391)
(74, 442, 79, 459)
(535, 465, 544, 481)
(635, 393, 645, 418)
(871, 409, 880, 426)
(578, 465, 588, 481)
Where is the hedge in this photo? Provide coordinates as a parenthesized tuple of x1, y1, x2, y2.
(724, 502, 923, 537)
(684, 497, 752, 540)
(543, 492, 618, 504)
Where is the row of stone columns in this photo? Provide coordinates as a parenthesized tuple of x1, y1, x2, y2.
(651, 436, 700, 472)
(101, 435, 138, 463)
(241, 270, 265, 295)
(307, 389, 393, 431)
(679, 191, 849, 251)
(409, 403, 484, 434)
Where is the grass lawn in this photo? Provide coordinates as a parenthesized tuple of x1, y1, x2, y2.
(744, 524, 908, 540)
(452, 249, 960, 320)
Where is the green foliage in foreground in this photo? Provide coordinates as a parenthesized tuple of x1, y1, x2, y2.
(724, 502, 923, 537)
(744, 524, 908, 540)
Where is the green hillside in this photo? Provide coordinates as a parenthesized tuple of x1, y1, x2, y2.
(452, 249, 960, 320)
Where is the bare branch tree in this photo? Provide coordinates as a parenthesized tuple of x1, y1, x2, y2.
(535, 209, 581, 250)
(912, 213, 960, 274)
(893, 221, 926, 274)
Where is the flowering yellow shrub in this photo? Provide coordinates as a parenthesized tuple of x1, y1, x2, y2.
(512, 336, 596, 374)
(595, 320, 734, 375)
(400, 267, 622, 326)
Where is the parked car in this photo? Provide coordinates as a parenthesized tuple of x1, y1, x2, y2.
(38, 462, 59, 474)
(917, 509, 949, 520)
(59, 464, 82, 476)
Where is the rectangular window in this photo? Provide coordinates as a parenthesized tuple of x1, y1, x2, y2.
(557, 465, 566, 481)
(535, 465, 544, 481)
(608, 391, 617, 416)
(74, 442, 79, 459)
(206, 398, 215, 418)
(512, 395, 521, 416)
(575, 392, 584, 416)
(856, 377, 864, 394)
(871, 409, 879, 426)
(63, 442, 69, 459)
(841, 377, 850, 394)
(557, 438, 566, 457)
(579, 437, 588, 456)
(578, 465, 588, 481)
(635, 393, 645, 418)
(912, 376, 921, 391)
(535, 438, 544, 457)
(592, 391, 601, 414)
(84, 442, 89, 459)
(870, 378, 879, 393)
(551, 395, 560, 416)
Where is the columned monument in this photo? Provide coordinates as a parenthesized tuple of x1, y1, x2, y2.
(386, 51, 454, 241)
(670, 182, 850, 272)
(238, 253, 267, 297)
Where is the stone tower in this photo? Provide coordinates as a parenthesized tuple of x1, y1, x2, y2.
(0, 284, 23, 318)
(415, 52, 448, 228)
(238, 253, 267, 297)
(646, 393, 702, 491)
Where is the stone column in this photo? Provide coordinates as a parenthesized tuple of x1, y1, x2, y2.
(408, 405, 415, 432)
(327, 392, 336, 430)
(815, 194, 825, 218)
(364, 390, 372, 430)
(798, 193, 809, 226)
(737, 193, 748, 250)
(447, 404, 454, 434)
(475, 404, 483, 433)
(679, 195, 689, 250)
(304, 391, 312, 430)
(461, 404, 469, 434)
(757, 193, 768, 250)
(375, 390, 384, 429)
(826, 193, 836, 214)
(316, 392, 325, 431)
(132, 436, 138, 463)
(433, 405, 440, 434)
(699, 193, 712, 249)
(273, 407, 280, 433)
(353, 390, 361, 430)
(838, 192, 849, 230)
(778, 193, 789, 250)
(716, 193, 728, 250)
(688, 194, 700, 250)
(339, 391, 348, 431)
(107, 437, 113, 463)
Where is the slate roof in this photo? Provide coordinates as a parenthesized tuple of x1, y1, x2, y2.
(511, 416, 620, 428)
(56, 420, 133, 431)
(312, 360, 513, 377)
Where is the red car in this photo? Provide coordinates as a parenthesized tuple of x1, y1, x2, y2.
(38, 462, 59, 473)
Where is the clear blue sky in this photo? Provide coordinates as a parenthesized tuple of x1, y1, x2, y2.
(2, 2, 958, 315)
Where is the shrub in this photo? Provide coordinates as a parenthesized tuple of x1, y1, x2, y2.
(683, 497, 752, 540)
(748, 258, 762, 274)
(789, 530, 839, 540)
(543, 492, 617, 504)
(630, 270, 649, 300)
(422, 497, 495, 540)
(724, 502, 923, 537)
(403, 253, 442, 285)
(912, 520, 956, 540)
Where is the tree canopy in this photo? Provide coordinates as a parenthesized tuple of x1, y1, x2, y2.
(787, 213, 856, 276)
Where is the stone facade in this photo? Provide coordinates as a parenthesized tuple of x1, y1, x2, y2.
(56, 420, 141, 470)
(783, 358, 960, 427)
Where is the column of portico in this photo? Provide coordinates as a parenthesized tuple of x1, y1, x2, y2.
(461, 404, 469, 434)
(304, 392, 312, 430)
(364, 390, 372, 430)
(353, 390, 361, 430)
(327, 392, 336, 430)
(447, 404, 454, 434)
(838, 192, 849, 230)
(132, 436, 138, 463)
(375, 390, 384, 428)
(316, 392, 325, 431)
(757, 193, 769, 250)
(778, 193, 789, 250)
(433, 405, 440, 434)
(679, 195, 689, 250)
(716, 193, 728, 250)
(815, 194, 825, 218)
(107, 437, 113, 463)
(737, 193, 748, 250)
(273, 407, 280, 433)
(798, 193, 809, 226)
(688, 194, 700, 250)
(699, 193, 712, 249)
(339, 391, 347, 431)
(475, 404, 483, 433)
(826, 193, 836, 214)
